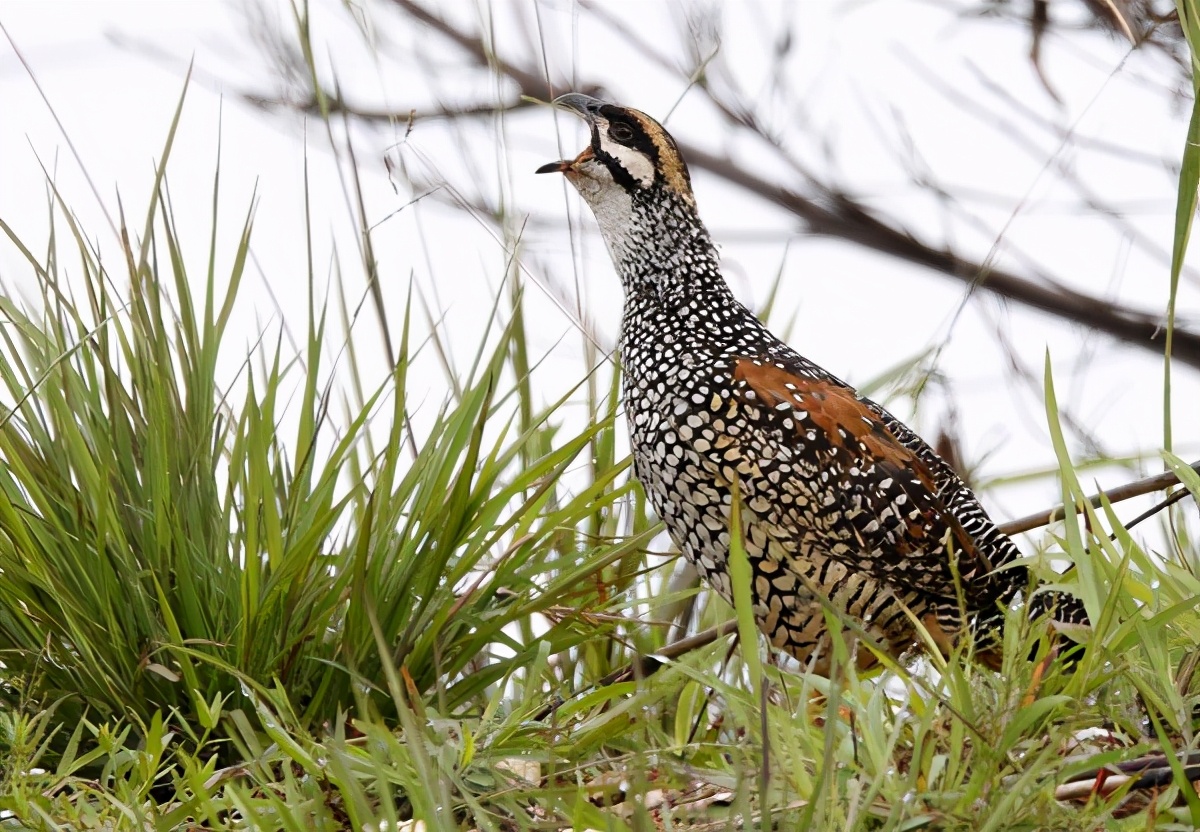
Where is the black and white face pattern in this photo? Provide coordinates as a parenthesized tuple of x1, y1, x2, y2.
(571, 110, 657, 190)
(538, 94, 696, 253)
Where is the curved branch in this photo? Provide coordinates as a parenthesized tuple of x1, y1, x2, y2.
(347, 0, 1200, 368)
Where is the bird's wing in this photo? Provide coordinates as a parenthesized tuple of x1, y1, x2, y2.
(710, 354, 1000, 606)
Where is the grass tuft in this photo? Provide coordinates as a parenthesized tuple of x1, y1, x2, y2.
(2, 14, 1200, 832)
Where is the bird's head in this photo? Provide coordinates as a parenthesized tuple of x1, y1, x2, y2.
(536, 93, 696, 213)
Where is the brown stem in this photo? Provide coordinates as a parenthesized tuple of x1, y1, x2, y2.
(529, 620, 738, 721)
(334, 1, 1200, 368)
(999, 460, 1200, 535)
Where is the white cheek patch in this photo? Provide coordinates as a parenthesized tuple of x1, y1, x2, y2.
(598, 136, 655, 188)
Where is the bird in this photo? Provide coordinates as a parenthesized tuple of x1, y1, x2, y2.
(537, 93, 1088, 675)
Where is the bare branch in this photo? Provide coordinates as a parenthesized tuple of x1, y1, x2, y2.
(676, 142, 1200, 365)
(999, 459, 1200, 535)
(288, 0, 1200, 369)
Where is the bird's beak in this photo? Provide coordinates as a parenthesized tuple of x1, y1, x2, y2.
(536, 93, 607, 175)
(536, 145, 594, 175)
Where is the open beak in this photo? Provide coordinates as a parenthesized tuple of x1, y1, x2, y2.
(536, 92, 607, 175)
(536, 145, 594, 175)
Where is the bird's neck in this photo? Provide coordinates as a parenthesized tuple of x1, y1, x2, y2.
(597, 190, 732, 309)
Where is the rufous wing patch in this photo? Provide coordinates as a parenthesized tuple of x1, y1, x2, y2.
(730, 357, 993, 586)
(731, 359, 935, 487)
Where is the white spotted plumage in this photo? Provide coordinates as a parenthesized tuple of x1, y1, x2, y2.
(540, 93, 1088, 672)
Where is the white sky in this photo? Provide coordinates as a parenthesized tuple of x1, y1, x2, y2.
(0, 0, 1197, 554)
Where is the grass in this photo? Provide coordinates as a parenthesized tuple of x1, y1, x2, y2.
(3, 11, 1200, 832)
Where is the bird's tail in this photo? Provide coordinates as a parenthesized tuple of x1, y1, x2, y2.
(969, 568, 1089, 664)
(1029, 586, 1090, 666)
(1029, 586, 1090, 629)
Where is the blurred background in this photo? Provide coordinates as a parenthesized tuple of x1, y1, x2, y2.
(1, 0, 1196, 544)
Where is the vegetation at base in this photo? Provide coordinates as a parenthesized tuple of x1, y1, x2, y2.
(5, 8, 1200, 831)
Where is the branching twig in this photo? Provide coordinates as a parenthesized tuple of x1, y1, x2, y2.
(999, 460, 1200, 535)
(529, 619, 739, 720)
(267, 0, 1200, 368)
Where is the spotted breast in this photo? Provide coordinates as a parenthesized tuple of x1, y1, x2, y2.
(538, 93, 1088, 673)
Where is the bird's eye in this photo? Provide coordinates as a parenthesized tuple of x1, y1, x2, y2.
(609, 122, 635, 142)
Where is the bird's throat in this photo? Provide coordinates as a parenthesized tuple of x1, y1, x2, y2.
(599, 190, 728, 308)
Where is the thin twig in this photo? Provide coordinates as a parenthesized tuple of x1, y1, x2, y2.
(529, 620, 738, 721)
(281, 0, 1200, 368)
(999, 460, 1200, 535)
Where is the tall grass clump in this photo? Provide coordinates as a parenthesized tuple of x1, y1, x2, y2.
(0, 85, 672, 827)
(5, 10, 1200, 829)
